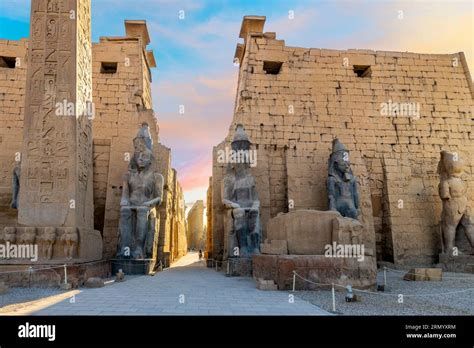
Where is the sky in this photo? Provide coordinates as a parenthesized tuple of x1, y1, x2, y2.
(0, 0, 472, 204)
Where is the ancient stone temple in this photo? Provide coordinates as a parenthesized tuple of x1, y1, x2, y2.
(209, 15, 473, 275)
(0, 0, 187, 284)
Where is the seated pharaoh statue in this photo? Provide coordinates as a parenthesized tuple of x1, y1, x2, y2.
(117, 123, 164, 259)
(222, 124, 261, 258)
(327, 138, 360, 220)
(438, 151, 474, 254)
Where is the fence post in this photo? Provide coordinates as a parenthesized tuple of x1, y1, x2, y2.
(292, 271, 296, 292)
(28, 266, 33, 288)
(332, 283, 336, 312)
(64, 264, 67, 284)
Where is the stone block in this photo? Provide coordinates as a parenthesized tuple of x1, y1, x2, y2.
(438, 254, 474, 273)
(253, 254, 377, 290)
(84, 277, 105, 288)
(227, 258, 253, 277)
(60, 283, 72, 290)
(260, 239, 288, 255)
(403, 268, 442, 281)
(256, 278, 278, 290)
(266, 210, 341, 254)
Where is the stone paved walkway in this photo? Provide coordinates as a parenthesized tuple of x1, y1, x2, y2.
(33, 253, 328, 315)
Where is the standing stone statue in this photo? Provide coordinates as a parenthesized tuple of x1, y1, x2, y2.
(117, 126, 164, 259)
(39, 227, 56, 260)
(327, 138, 359, 219)
(438, 151, 474, 254)
(222, 124, 261, 258)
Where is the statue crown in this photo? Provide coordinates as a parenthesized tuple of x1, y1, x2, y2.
(232, 124, 251, 144)
(331, 138, 348, 154)
(134, 123, 153, 151)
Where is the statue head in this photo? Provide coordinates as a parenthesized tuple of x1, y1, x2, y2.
(24, 227, 36, 235)
(44, 227, 56, 236)
(63, 227, 78, 238)
(4, 226, 16, 236)
(135, 148, 153, 170)
(329, 138, 353, 181)
(3, 226, 16, 243)
(438, 151, 464, 179)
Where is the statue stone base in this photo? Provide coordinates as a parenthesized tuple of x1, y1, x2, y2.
(226, 258, 253, 277)
(253, 254, 377, 290)
(438, 254, 474, 273)
(111, 258, 156, 275)
(0, 226, 102, 264)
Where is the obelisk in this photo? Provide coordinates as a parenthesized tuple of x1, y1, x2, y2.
(16, 0, 102, 262)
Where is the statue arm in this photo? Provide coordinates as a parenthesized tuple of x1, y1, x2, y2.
(143, 173, 164, 207)
(439, 181, 450, 200)
(353, 179, 360, 210)
(222, 178, 239, 209)
(120, 173, 131, 206)
(327, 176, 337, 211)
(251, 182, 260, 210)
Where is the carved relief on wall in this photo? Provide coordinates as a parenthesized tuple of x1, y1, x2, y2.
(55, 158, 68, 191)
(27, 140, 40, 157)
(39, 227, 57, 260)
(44, 48, 57, 63)
(47, 0, 59, 13)
(77, 118, 92, 189)
(59, 17, 71, 49)
(56, 140, 68, 156)
(45, 17, 58, 41)
(0, 158, 12, 187)
(58, 53, 70, 85)
(30, 66, 44, 103)
(32, 17, 43, 42)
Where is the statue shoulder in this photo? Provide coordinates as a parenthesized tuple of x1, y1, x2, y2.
(123, 172, 131, 181)
(154, 172, 164, 184)
(223, 174, 235, 183)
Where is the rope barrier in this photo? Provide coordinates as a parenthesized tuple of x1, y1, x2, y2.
(0, 259, 110, 275)
(384, 267, 474, 280)
(293, 272, 334, 287)
(207, 257, 253, 264)
(0, 264, 65, 274)
(292, 271, 474, 298)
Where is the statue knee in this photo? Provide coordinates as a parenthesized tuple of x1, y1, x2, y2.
(137, 206, 149, 213)
(232, 208, 245, 219)
(149, 208, 156, 217)
(120, 206, 132, 217)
